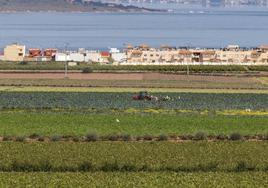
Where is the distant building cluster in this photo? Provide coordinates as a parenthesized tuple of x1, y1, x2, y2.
(1, 43, 268, 65)
(0, 43, 126, 65)
(101, 0, 268, 6)
(202, 0, 268, 7)
(125, 44, 268, 65)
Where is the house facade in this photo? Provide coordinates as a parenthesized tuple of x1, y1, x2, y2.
(4, 43, 26, 61)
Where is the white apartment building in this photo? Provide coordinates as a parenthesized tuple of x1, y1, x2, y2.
(69, 52, 85, 62)
(84, 51, 101, 63)
(215, 50, 252, 64)
(110, 48, 127, 64)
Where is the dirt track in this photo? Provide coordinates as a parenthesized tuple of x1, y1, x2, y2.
(0, 72, 259, 83)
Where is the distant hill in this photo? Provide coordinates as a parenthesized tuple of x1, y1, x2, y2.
(0, 0, 160, 12)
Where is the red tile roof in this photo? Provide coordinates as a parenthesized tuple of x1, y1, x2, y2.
(101, 51, 110, 57)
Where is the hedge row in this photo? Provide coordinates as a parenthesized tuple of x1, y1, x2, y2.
(0, 62, 267, 72)
(2, 132, 268, 142)
(0, 160, 266, 173)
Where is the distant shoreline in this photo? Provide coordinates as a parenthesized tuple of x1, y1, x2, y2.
(0, 1, 164, 13)
(0, 10, 165, 13)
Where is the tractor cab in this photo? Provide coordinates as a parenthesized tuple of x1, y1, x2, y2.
(132, 91, 159, 101)
(133, 91, 151, 100)
(133, 91, 171, 101)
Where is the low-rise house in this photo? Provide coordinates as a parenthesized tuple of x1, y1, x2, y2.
(201, 50, 216, 63)
(29, 48, 42, 57)
(141, 49, 161, 64)
(26, 48, 51, 62)
(258, 51, 268, 63)
(69, 52, 85, 62)
(175, 49, 192, 63)
(84, 51, 101, 63)
(191, 51, 203, 63)
(55, 53, 71, 62)
(215, 49, 252, 64)
(159, 50, 177, 64)
(2, 43, 268, 65)
(100, 51, 111, 64)
(110, 48, 127, 64)
(126, 49, 143, 64)
(4, 43, 26, 61)
(250, 51, 261, 63)
(44, 49, 57, 58)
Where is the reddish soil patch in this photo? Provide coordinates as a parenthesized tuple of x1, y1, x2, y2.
(0, 72, 257, 83)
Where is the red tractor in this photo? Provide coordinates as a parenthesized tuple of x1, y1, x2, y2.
(132, 91, 159, 101)
(133, 91, 171, 101)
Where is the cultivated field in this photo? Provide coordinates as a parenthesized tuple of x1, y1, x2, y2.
(0, 142, 267, 187)
(0, 62, 267, 72)
(0, 71, 267, 187)
(0, 142, 267, 171)
(1, 86, 268, 94)
(1, 172, 267, 188)
(0, 73, 267, 90)
(0, 91, 267, 110)
(0, 112, 267, 136)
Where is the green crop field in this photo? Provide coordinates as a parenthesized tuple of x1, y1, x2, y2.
(0, 142, 267, 187)
(0, 142, 267, 170)
(0, 89, 267, 186)
(0, 77, 267, 90)
(0, 92, 267, 110)
(0, 111, 267, 136)
(0, 172, 267, 187)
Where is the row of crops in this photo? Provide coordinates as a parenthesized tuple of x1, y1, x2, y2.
(0, 92, 267, 110)
(0, 142, 267, 171)
(0, 172, 267, 187)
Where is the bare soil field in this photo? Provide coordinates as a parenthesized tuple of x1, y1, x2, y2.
(0, 72, 263, 81)
(0, 72, 266, 90)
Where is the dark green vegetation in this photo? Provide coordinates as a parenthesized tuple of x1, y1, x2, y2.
(0, 62, 268, 72)
(0, 92, 267, 110)
(0, 142, 267, 172)
(0, 112, 267, 136)
(0, 0, 150, 12)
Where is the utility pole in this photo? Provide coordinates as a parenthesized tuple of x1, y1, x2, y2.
(64, 43, 69, 79)
(65, 61, 68, 78)
(185, 43, 191, 81)
(186, 58, 190, 83)
(187, 60, 190, 76)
